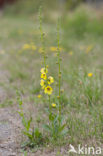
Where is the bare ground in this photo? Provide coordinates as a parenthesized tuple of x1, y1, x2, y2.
(0, 108, 68, 156)
(0, 66, 22, 156)
(0, 107, 22, 156)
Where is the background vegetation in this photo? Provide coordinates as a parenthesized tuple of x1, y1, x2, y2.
(0, 0, 103, 155)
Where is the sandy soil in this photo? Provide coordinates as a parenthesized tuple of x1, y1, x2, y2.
(0, 107, 22, 156)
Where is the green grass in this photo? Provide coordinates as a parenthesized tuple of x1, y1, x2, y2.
(0, 5, 103, 154)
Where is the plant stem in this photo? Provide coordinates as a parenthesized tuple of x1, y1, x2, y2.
(57, 19, 61, 123)
(48, 95, 51, 112)
(48, 95, 51, 126)
(39, 7, 46, 69)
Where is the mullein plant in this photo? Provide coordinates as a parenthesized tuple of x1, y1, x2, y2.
(18, 8, 68, 148)
(39, 8, 68, 142)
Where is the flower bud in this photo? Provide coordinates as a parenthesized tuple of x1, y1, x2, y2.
(58, 74, 61, 78)
(57, 96, 60, 99)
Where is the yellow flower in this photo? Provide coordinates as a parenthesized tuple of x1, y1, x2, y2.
(40, 79, 45, 86)
(31, 45, 37, 50)
(88, 73, 93, 77)
(50, 46, 57, 52)
(40, 80, 45, 89)
(48, 76, 54, 84)
(40, 67, 48, 74)
(86, 45, 93, 53)
(50, 47, 62, 52)
(42, 85, 45, 89)
(41, 73, 47, 80)
(23, 44, 30, 49)
(58, 47, 63, 52)
(37, 94, 42, 98)
(57, 96, 60, 99)
(44, 86, 53, 95)
(38, 47, 44, 53)
(69, 51, 73, 56)
(52, 103, 56, 108)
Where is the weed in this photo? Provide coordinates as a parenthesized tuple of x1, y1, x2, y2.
(39, 8, 68, 142)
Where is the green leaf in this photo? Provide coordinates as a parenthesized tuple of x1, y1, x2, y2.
(49, 113, 54, 121)
(22, 117, 28, 128)
(34, 128, 42, 138)
(59, 124, 67, 132)
(27, 117, 32, 131)
(43, 124, 51, 132)
(23, 131, 32, 139)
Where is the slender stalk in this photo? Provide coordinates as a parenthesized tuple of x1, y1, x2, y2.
(39, 7, 46, 69)
(48, 95, 51, 111)
(57, 19, 61, 123)
(48, 95, 51, 126)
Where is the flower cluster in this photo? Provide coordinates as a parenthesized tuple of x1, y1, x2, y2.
(50, 46, 63, 52)
(40, 67, 54, 95)
(22, 43, 37, 51)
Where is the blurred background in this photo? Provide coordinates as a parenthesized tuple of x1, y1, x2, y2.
(0, 0, 103, 57)
(0, 0, 103, 99)
(0, 0, 103, 81)
(0, 0, 103, 9)
(0, 1, 103, 151)
(0, 0, 103, 16)
(0, 0, 103, 41)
